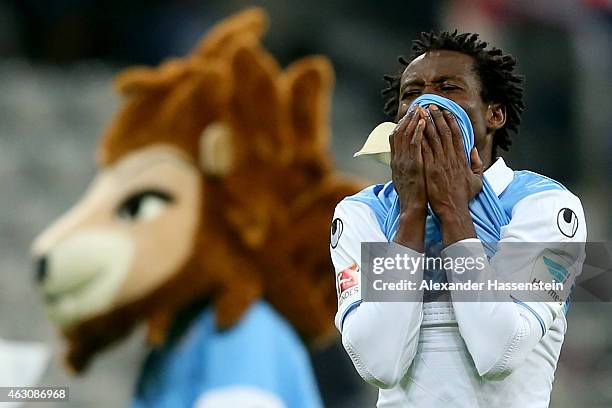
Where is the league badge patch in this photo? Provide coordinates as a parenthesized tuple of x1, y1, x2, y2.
(330, 218, 343, 249)
(557, 208, 578, 238)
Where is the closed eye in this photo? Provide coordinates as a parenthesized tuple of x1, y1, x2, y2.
(116, 189, 175, 222)
(441, 84, 460, 91)
(401, 90, 421, 100)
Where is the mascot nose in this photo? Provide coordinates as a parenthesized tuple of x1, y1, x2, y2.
(34, 256, 48, 283)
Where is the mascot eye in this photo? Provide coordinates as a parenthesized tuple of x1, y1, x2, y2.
(117, 189, 174, 222)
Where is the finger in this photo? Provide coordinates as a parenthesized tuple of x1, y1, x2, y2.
(410, 116, 425, 162)
(429, 105, 455, 159)
(397, 109, 420, 157)
(396, 107, 414, 133)
(390, 111, 409, 158)
(470, 174, 484, 198)
(422, 106, 443, 161)
(395, 109, 417, 154)
(420, 120, 434, 165)
(402, 110, 419, 140)
(444, 110, 468, 164)
(389, 114, 409, 158)
(470, 147, 484, 176)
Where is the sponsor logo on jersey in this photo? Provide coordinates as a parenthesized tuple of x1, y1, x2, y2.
(531, 249, 575, 304)
(337, 263, 359, 294)
(543, 255, 570, 283)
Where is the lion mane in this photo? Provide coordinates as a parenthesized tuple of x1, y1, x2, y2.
(62, 8, 363, 372)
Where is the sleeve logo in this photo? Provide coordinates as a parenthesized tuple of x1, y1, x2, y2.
(337, 263, 359, 294)
(557, 208, 578, 238)
(330, 218, 343, 249)
(543, 255, 570, 283)
(530, 249, 575, 305)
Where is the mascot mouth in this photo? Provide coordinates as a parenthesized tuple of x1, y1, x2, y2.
(43, 267, 103, 305)
(40, 264, 121, 328)
(35, 230, 134, 327)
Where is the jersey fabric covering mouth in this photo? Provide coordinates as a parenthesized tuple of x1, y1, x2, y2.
(354, 93, 519, 251)
(354, 93, 472, 161)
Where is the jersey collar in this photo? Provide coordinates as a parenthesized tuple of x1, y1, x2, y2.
(484, 157, 514, 197)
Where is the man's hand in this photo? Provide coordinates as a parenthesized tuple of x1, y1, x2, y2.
(390, 108, 427, 213)
(421, 105, 484, 245)
(389, 107, 428, 252)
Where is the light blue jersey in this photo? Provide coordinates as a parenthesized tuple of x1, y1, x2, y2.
(131, 300, 322, 408)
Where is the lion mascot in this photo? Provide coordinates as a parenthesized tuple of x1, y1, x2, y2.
(31, 7, 362, 408)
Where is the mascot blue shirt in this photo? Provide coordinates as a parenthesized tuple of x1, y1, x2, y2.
(131, 300, 323, 408)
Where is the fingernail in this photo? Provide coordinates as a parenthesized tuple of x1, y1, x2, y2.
(429, 104, 439, 111)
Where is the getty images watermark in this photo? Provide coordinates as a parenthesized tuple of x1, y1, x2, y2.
(359, 241, 612, 304)
(370, 250, 562, 292)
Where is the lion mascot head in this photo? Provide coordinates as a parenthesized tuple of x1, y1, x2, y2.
(31, 8, 362, 398)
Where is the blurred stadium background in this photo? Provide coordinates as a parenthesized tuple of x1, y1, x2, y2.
(0, 0, 610, 407)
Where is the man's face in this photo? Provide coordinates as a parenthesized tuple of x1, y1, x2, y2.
(397, 50, 494, 165)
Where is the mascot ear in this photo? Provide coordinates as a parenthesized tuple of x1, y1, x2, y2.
(228, 42, 292, 162)
(199, 122, 234, 176)
(284, 56, 334, 157)
(193, 7, 268, 59)
(115, 59, 185, 96)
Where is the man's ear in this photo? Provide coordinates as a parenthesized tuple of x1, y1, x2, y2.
(199, 122, 234, 176)
(487, 103, 506, 131)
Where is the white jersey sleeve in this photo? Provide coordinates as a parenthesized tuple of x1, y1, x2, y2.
(442, 189, 587, 378)
(330, 199, 424, 388)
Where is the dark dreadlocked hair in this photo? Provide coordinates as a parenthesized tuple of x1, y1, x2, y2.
(382, 30, 525, 153)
